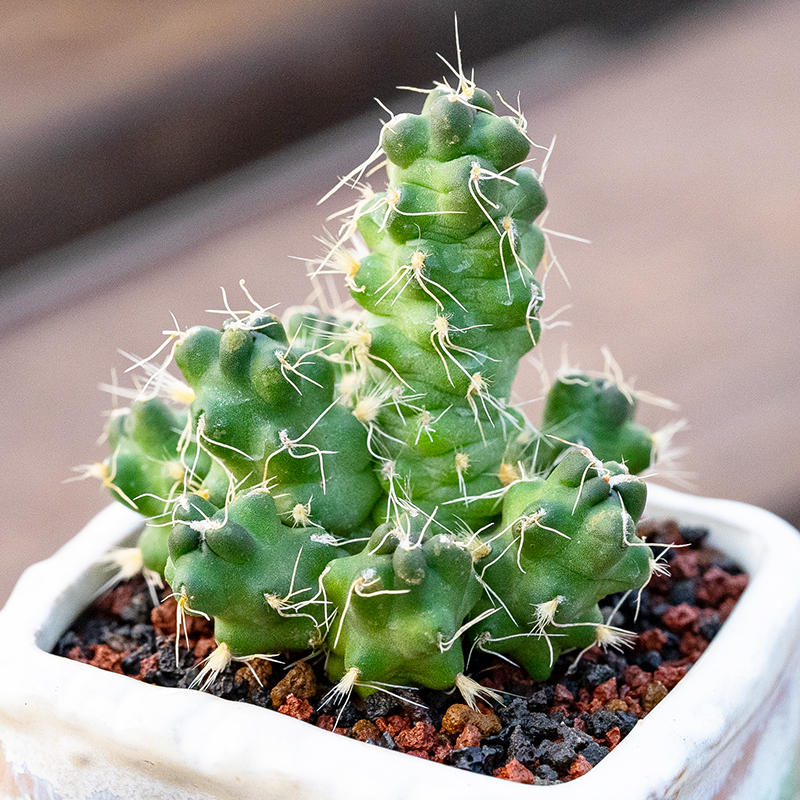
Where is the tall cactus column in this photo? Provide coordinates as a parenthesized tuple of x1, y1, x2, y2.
(339, 82, 549, 529)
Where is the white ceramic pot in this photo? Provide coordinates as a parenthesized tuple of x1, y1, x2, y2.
(1, 485, 800, 800)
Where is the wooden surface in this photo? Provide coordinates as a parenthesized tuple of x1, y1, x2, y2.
(3, 0, 681, 268)
(2, 0, 799, 606)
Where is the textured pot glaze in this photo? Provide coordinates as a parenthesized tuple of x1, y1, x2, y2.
(1, 485, 800, 800)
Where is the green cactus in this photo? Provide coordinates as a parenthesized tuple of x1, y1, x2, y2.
(469, 449, 653, 680)
(165, 489, 346, 656)
(90, 64, 671, 704)
(533, 371, 656, 475)
(172, 313, 381, 536)
(102, 397, 209, 519)
(322, 511, 484, 694)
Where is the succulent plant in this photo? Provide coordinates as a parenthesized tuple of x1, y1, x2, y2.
(91, 62, 672, 707)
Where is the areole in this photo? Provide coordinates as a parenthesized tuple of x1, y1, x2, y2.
(1, 483, 799, 800)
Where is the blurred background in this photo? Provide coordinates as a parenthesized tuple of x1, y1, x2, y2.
(1, 0, 798, 606)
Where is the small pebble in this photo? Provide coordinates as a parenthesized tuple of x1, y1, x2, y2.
(271, 662, 316, 706)
(495, 759, 535, 784)
(641, 681, 669, 712)
(278, 694, 313, 721)
(441, 704, 501, 737)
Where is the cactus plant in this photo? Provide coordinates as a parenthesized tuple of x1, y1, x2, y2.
(89, 61, 675, 708)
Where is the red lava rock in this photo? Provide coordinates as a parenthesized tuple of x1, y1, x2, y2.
(151, 597, 183, 637)
(277, 694, 314, 721)
(137, 653, 159, 680)
(554, 683, 575, 705)
(89, 644, 124, 673)
(625, 697, 644, 717)
(680, 631, 709, 661)
(662, 602, 700, 633)
(718, 597, 738, 621)
(315, 715, 348, 735)
(593, 677, 618, 704)
(727, 574, 749, 600)
(495, 759, 536, 784)
(109, 583, 137, 617)
(696, 567, 748, 606)
(433, 743, 453, 763)
(568, 754, 593, 779)
(670, 550, 700, 580)
(376, 713, 411, 737)
(150, 597, 211, 639)
(654, 663, 687, 689)
(315, 714, 335, 731)
(455, 724, 482, 749)
(623, 664, 653, 690)
(67, 645, 89, 664)
(573, 717, 588, 733)
(575, 687, 592, 713)
(406, 749, 431, 760)
(396, 721, 438, 752)
(637, 627, 669, 652)
(606, 727, 622, 749)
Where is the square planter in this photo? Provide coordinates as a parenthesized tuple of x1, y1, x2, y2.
(1, 484, 800, 800)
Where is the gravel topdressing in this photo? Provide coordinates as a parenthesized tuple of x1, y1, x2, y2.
(54, 518, 748, 786)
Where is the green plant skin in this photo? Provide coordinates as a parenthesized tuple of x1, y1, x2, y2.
(322, 514, 483, 693)
(534, 374, 656, 475)
(165, 490, 347, 656)
(173, 315, 381, 536)
(470, 449, 652, 680)
(138, 522, 171, 575)
(104, 398, 210, 520)
(339, 87, 548, 530)
(93, 74, 670, 693)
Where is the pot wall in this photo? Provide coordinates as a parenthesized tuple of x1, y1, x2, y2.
(1, 486, 800, 800)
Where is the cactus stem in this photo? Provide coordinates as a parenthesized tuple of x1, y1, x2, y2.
(205, 285, 278, 332)
(304, 232, 365, 293)
(473, 567, 518, 626)
(275, 330, 333, 395)
(196, 415, 254, 462)
(262, 399, 340, 489)
(497, 460, 521, 487)
(467, 631, 525, 670)
(413, 405, 452, 445)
